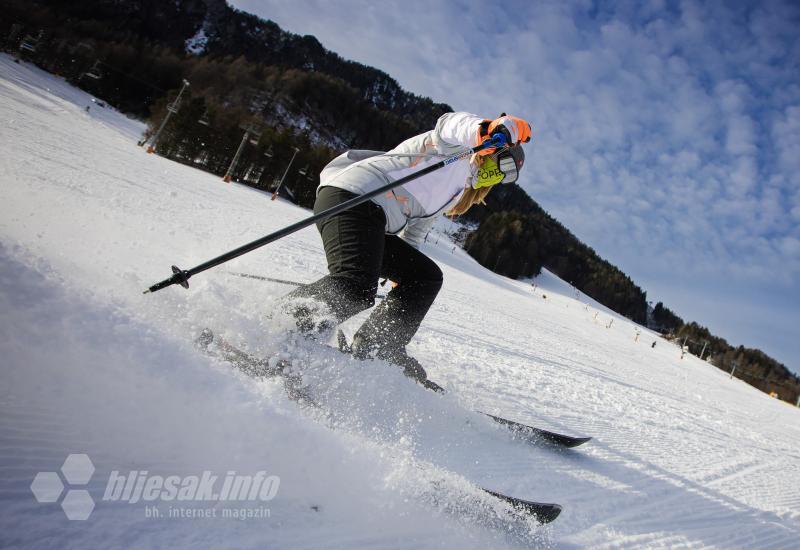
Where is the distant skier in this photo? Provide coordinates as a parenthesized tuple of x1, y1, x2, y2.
(284, 112, 531, 388)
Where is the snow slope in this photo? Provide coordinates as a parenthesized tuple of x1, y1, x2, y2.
(1, 54, 799, 548)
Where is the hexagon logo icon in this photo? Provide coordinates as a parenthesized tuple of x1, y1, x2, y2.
(61, 490, 95, 521)
(61, 454, 95, 485)
(30, 472, 64, 503)
(32, 453, 97, 520)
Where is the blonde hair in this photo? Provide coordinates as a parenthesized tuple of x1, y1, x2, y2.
(445, 154, 494, 216)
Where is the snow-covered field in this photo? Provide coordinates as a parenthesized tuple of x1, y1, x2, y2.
(1, 54, 799, 549)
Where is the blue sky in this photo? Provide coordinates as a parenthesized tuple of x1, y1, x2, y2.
(230, 0, 800, 374)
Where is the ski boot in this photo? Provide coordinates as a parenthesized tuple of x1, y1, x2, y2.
(350, 334, 444, 393)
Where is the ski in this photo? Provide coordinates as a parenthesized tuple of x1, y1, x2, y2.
(480, 412, 591, 448)
(195, 328, 562, 524)
(485, 490, 561, 524)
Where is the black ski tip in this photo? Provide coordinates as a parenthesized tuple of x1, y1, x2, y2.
(481, 412, 591, 448)
(524, 426, 591, 448)
(557, 434, 592, 448)
(483, 489, 562, 524)
(531, 429, 591, 448)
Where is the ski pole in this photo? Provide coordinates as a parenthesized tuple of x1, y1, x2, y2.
(144, 134, 508, 294)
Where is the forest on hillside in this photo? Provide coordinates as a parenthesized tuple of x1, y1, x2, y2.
(3, 0, 797, 403)
(462, 184, 648, 324)
(2, 0, 447, 205)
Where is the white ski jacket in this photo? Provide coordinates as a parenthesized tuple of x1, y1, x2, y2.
(317, 112, 485, 248)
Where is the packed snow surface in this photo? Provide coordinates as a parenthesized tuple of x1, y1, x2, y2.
(1, 54, 799, 548)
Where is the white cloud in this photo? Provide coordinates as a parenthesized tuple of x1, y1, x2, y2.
(781, 237, 800, 257)
(772, 105, 800, 174)
(725, 115, 757, 157)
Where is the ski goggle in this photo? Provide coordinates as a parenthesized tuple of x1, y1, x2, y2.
(473, 145, 525, 189)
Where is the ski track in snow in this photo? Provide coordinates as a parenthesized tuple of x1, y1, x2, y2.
(1, 54, 799, 548)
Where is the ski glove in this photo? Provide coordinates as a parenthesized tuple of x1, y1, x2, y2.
(489, 114, 531, 145)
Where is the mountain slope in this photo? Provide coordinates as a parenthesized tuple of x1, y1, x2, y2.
(1, 54, 800, 548)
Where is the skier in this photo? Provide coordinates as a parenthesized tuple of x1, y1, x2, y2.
(284, 112, 531, 389)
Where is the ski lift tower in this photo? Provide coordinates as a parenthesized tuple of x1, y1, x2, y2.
(271, 147, 301, 200)
(147, 79, 190, 154)
(223, 122, 263, 183)
(699, 340, 709, 361)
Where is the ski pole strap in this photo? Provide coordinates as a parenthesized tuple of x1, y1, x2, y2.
(144, 136, 504, 294)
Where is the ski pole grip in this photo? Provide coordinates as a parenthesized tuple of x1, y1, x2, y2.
(488, 133, 509, 148)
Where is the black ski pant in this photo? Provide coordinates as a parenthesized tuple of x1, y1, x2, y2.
(286, 186, 443, 351)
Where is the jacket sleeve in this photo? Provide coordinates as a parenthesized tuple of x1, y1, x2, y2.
(433, 112, 487, 149)
(399, 216, 438, 249)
